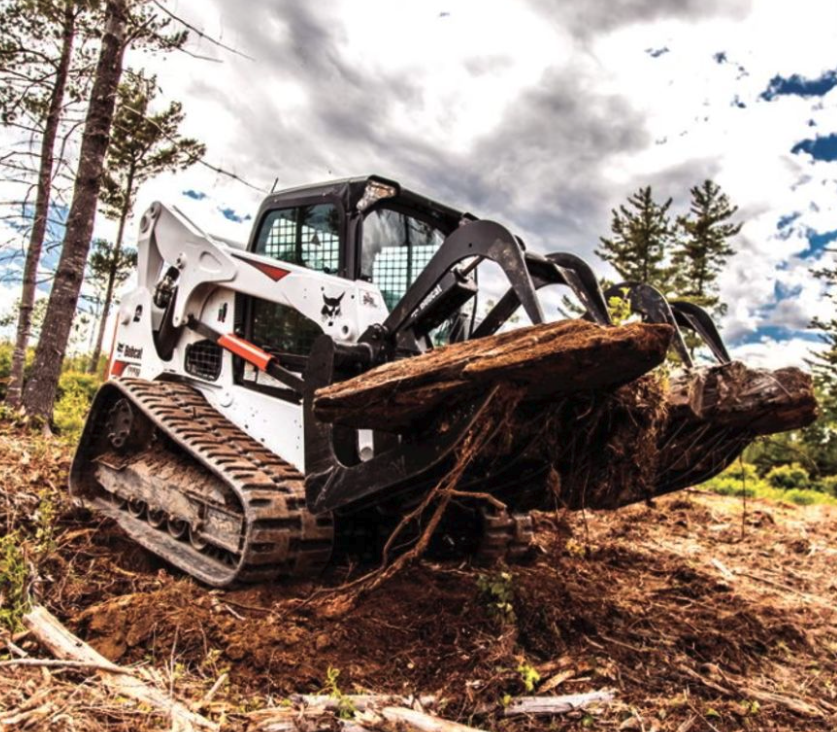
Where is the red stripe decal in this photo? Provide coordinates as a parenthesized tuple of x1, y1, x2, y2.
(110, 360, 128, 377)
(252, 261, 291, 282)
(105, 320, 120, 378)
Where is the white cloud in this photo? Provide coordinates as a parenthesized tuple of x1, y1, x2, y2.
(2, 0, 836, 374)
(730, 335, 824, 371)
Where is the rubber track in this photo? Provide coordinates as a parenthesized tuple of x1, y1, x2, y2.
(81, 378, 334, 587)
(476, 505, 535, 564)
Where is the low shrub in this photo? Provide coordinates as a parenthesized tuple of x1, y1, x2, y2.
(765, 463, 811, 490)
(723, 461, 759, 483)
(784, 489, 817, 506)
(0, 341, 35, 402)
(706, 476, 756, 498)
(0, 532, 30, 632)
(816, 474, 837, 497)
(53, 371, 101, 443)
(703, 463, 837, 507)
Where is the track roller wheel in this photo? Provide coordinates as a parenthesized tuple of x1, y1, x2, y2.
(167, 517, 188, 539)
(127, 499, 146, 518)
(188, 525, 208, 551)
(147, 507, 166, 529)
(109, 491, 127, 509)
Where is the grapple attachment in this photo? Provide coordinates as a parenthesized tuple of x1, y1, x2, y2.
(303, 227, 816, 520)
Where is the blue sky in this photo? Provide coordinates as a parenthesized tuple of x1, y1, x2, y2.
(1, 0, 836, 369)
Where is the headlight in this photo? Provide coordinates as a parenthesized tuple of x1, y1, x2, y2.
(357, 179, 398, 211)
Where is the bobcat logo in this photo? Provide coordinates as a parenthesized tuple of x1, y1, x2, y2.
(321, 292, 345, 325)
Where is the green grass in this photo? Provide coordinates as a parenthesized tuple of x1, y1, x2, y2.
(0, 532, 31, 632)
(705, 470, 837, 507)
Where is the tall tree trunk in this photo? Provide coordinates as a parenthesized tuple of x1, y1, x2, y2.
(22, 0, 128, 421)
(88, 164, 133, 374)
(5, 2, 76, 408)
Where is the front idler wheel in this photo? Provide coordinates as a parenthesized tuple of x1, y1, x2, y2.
(106, 399, 135, 450)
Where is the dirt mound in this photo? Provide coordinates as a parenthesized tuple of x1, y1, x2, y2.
(3, 425, 837, 731)
(57, 499, 837, 729)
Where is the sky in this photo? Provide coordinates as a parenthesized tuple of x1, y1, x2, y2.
(2, 0, 837, 369)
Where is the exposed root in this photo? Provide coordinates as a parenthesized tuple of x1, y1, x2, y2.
(321, 385, 525, 607)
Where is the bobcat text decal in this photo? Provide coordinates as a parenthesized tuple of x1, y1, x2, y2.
(116, 342, 143, 360)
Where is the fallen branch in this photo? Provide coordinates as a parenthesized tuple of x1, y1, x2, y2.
(375, 706, 489, 732)
(0, 658, 133, 673)
(22, 605, 218, 732)
(502, 690, 616, 717)
(250, 691, 616, 732)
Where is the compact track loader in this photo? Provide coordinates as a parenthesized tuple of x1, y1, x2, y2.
(71, 176, 817, 586)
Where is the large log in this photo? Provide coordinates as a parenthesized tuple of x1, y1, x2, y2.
(501, 362, 818, 512)
(641, 362, 819, 501)
(314, 320, 673, 430)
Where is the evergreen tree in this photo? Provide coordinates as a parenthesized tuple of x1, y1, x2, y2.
(1, 0, 96, 407)
(671, 180, 741, 316)
(804, 258, 837, 472)
(86, 70, 204, 372)
(21, 0, 187, 421)
(595, 186, 675, 291)
(808, 259, 837, 388)
(85, 237, 137, 371)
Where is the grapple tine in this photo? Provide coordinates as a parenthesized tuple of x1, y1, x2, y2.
(471, 250, 611, 339)
(545, 252, 612, 326)
(670, 301, 732, 364)
(604, 282, 694, 367)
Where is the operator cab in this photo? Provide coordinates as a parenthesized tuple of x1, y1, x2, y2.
(243, 175, 476, 346)
(248, 175, 469, 300)
(235, 176, 477, 400)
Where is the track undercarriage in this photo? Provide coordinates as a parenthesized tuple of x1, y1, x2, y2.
(72, 379, 335, 586)
(71, 378, 537, 587)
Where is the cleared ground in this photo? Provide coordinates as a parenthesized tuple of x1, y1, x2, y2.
(1, 424, 836, 731)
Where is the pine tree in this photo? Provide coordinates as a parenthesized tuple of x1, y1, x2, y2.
(86, 70, 204, 372)
(84, 237, 137, 371)
(808, 260, 837, 418)
(595, 186, 675, 291)
(671, 180, 741, 316)
(1, 0, 96, 407)
(768, 261, 837, 476)
(21, 0, 187, 421)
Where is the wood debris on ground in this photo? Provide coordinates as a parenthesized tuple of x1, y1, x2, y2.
(1, 419, 836, 731)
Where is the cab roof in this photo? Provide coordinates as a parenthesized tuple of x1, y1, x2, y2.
(259, 175, 471, 233)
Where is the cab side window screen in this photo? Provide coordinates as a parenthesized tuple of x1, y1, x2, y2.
(250, 298, 323, 359)
(255, 203, 341, 274)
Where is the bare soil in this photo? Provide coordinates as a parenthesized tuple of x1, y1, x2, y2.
(2, 424, 836, 731)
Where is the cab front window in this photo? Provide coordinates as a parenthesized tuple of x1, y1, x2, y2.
(360, 207, 445, 310)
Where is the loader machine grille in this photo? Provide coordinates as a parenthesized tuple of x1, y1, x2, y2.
(184, 339, 223, 381)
